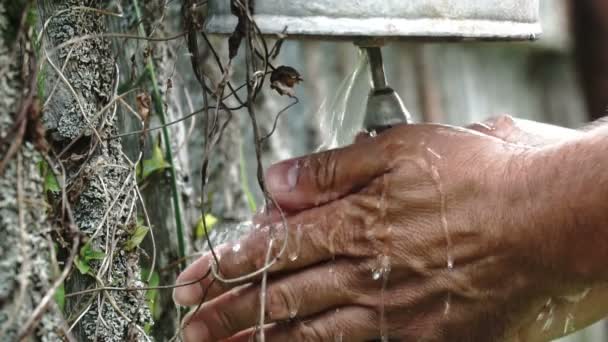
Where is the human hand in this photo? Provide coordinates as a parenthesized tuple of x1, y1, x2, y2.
(174, 118, 601, 341)
(466, 116, 608, 341)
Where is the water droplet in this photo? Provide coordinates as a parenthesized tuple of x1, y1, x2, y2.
(371, 255, 391, 281)
(288, 224, 303, 261)
(335, 331, 344, 342)
(232, 243, 241, 252)
(444, 292, 452, 316)
(289, 307, 298, 319)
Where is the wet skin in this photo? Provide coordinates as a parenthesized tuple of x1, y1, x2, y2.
(174, 116, 608, 341)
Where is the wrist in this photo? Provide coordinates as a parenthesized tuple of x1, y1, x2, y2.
(507, 131, 608, 291)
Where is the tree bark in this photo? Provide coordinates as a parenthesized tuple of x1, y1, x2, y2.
(0, 2, 65, 341)
(40, 0, 151, 340)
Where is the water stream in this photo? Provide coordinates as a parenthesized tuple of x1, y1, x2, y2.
(316, 50, 370, 150)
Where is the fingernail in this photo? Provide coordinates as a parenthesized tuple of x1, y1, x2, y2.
(266, 159, 300, 193)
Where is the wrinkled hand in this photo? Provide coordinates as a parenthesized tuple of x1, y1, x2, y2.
(174, 116, 595, 341)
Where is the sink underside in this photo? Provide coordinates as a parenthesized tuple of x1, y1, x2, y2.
(206, 0, 541, 41)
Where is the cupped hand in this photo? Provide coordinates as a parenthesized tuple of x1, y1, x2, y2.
(174, 118, 592, 341)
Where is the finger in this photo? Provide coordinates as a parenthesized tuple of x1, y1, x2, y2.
(174, 199, 363, 306)
(265, 135, 389, 211)
(182, 259, 360, 342)
(225, 306, 378, 342)
(467, 114, 582, 146)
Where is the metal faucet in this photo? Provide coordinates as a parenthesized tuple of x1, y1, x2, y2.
(362, 46, 411, 133)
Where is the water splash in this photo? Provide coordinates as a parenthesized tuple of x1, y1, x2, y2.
(231, 243, 241, 252)
(288, 224, 303, 261)
(203, 220, 256, 253)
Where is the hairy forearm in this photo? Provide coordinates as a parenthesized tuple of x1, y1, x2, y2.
(528, 123, 608, 286)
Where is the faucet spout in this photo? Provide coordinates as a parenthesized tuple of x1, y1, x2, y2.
(366, 47, 388, 90)
(362, 47, 411, 133)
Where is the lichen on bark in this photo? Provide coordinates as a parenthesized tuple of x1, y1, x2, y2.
(0, 2, 64, 341)
(40, 0, 151, 340)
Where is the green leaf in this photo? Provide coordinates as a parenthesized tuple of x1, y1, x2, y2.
(54, 282, 65, 311)
(125, 225, 150, 251)
(39, 161, 60, 193)
(141, 268, 161, 319)
(80, 243, 105, 260)
(137, 140, 168, 181)
(195, 214, 219, 239)
(75, 243, 106, 275)
(74, 256, 90, 275)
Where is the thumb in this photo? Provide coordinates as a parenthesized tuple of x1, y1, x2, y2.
(264, 138, 389, 211)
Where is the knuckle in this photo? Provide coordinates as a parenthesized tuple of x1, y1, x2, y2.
(267, 282, 295, 321)
(488, 114, 515, 132)
(210, 306, 239, 339)
(312, 150, 338, 193)
(295, 322, 327, 342)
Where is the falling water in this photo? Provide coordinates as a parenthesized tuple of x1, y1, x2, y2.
(327, 222, 339, 275)
(429, 163, 453, 270)
(372, 255, 392, 342)
(316, 50, 370, 150)
(540, 299, 555, 332)
(426, 147, 454, 317)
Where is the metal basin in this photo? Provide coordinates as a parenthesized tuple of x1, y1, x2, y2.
(206, 0, 541, 41)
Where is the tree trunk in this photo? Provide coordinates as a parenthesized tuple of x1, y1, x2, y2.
(40, 0, 151, 340)
(0, 2, 66, 341)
